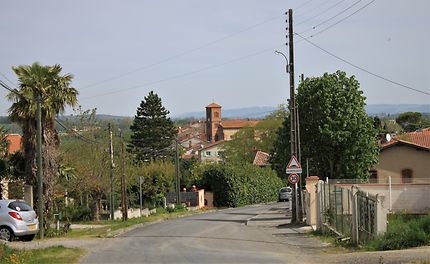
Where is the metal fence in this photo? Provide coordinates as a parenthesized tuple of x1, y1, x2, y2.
(319, 181, 377, 243)
(356, 190, 377, 243)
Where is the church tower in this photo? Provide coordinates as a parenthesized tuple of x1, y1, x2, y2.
(205, 103, 222, 143)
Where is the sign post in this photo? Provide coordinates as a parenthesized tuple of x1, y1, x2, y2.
(286, 155, 302, 222)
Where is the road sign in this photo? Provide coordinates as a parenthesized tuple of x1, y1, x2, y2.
(286, 155, 302, 174)
(288, 173, 300, 184)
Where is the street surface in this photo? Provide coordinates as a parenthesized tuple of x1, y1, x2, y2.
(81, 203, 327, 263)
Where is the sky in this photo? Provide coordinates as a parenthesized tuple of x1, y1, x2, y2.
(0, 0, 429, 117)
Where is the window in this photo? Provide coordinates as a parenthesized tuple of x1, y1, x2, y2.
(369, 170, 378, 183)
(214, 112, 219, 118)
(8, 201, 32, 212)
(205, 151, 211, 156)
(401, 169, 413, 183)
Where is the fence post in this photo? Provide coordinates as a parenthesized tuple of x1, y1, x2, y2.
(350, 186, 358, 244)
(376, 194, 388, 235)
(316, 180, 323, 230)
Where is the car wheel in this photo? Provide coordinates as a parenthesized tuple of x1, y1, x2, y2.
(0, 227, 14, 242)
(20, 234, 36, 242)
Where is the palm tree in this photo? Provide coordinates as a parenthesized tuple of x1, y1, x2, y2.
(7, 62, 78, 228)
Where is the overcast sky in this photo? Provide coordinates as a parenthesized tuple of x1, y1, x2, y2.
(1, 0, 429, 117)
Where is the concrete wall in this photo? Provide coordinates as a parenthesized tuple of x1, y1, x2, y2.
(166, 189, 205, 208)
(114, 208, 151, 220)
(305, 176, 319, 226)
(200, 145, 223, 163)
(375, 145, 430, 183)
(223, 128, 239, 141)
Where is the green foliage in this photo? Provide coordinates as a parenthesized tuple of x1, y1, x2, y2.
(63, 205, 92, 221)
(223, 105, 287, 164)
(129, 91, 177, 162)
(396, 112, 429, 132)
(295, 71, 378, 179)
(366, 214, 430, 250)
(269, 115, 291, 180)
(201, 163, 284, 207)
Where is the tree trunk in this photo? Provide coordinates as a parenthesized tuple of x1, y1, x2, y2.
(42, 120, 60, 231)
(91, 192, 102, 221)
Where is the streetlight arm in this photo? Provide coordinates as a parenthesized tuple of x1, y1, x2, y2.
(274, 50, 289, 73)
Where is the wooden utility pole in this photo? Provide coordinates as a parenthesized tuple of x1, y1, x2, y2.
(108, 123, 115, 220)
(175, 140, 180, 205)
(288, 9, 300, 223)
(120, 131, 128, 221)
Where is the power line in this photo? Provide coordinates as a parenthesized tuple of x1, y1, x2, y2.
(294, 0, 315, 11)
(82, 18, 282, 90)
(298, 0, 363, 35)
(80, 47, 276, 100)
(308, 0, 375, 39)
(294, 33, 430, 96)
(0, 72, 16, 87)
(55, 118, 103, 145)
(295, 0, 347, 27)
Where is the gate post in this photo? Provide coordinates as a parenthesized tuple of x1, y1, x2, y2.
(350, 186, 358, 244)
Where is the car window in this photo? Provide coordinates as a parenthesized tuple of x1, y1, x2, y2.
(8, 201, 32, 212)
(280, 188, 291, 193)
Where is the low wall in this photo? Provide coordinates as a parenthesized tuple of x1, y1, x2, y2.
(114, 208, 151, 220)
(335, 183, 430, 214)
(166, 189, 205, 208)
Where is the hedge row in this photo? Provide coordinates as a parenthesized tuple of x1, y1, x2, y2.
(201, 163, 285, 207)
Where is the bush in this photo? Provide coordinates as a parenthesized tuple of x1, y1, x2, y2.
(63, 205, 91, 221)
(367, 214, 430, 250)
(201, 163, 284, 207)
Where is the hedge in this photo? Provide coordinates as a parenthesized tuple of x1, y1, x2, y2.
(201, 163, 284, 207)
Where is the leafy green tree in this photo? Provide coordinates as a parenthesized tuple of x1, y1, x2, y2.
(0, 125, 9, 158)
(396, 112, 429, 132)
(129, 91, 177, 162)
(272, 71, 378, 180)
(296, 71, 378, 179)
(269, 115, 291, 180)
(7, 63, 78, 228)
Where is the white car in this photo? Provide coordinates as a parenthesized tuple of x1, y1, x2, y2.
(0, 200, 39, 241)
(278, 187, 292, 202)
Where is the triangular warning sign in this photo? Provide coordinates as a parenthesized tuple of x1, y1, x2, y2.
(287, 155, 301, 169)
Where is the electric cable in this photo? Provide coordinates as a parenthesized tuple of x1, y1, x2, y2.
(294, 33, 430, 96)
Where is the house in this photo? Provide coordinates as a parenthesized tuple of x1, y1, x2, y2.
(373, 128, 430, 184)
(205, 103, 259, 143)
(178, 102, 260, 162)
(199, 141, 224, 163)
(1, 134, 23, 199)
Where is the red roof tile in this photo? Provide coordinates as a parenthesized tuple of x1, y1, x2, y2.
(206, 102, 221, 108)
(381, 128, 430, 151)
(220, 120, 259, 129)
(6, 134, 22, 154)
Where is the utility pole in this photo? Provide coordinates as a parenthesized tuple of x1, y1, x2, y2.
(120, 131, 128, 221)
(108, 123, 115, 220)
(174, 140, 180, 205)
(287, 8, 300, 223)
(36, 93, 44, 239)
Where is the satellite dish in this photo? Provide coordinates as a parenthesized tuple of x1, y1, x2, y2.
(385, 133, 391, 142)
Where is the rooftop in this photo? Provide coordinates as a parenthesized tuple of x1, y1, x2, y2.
(381, 128, 430, 151)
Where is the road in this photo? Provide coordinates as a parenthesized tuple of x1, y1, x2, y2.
(81, 203, 319, 263)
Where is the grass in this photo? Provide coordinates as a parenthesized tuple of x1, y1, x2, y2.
(0, 244, 85, 264)
(365, 214, 430, 251)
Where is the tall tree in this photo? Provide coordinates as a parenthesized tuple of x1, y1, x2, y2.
(129, 91, 177, 162)
(296, 71, 378, 179)
(7, 62, 78, 228)
(272, 71, 378, 180)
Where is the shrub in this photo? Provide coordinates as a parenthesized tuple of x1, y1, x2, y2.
(367, 214, 430, 250)
(63, 205, 91, 221)
(201, 163, 284, 207)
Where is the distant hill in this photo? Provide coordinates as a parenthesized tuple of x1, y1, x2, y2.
(174, 106, 277, 119)
(174, 104, 430, 119)
(365, 104, 430, 116)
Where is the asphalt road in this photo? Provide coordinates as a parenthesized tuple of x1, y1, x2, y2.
(81, 203, 302, 264)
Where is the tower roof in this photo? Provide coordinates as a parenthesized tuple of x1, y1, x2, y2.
(206, 102, 221, 108)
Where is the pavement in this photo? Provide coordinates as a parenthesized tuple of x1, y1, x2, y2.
(6, 203, 430, 263)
